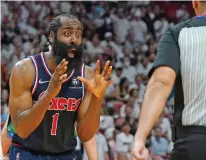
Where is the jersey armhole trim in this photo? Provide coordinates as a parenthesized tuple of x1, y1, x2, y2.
(81, 63, 85, 100)
(30, 56, 38, 95)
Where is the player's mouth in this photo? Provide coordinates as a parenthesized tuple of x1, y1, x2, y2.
(68, 49, 75, 58)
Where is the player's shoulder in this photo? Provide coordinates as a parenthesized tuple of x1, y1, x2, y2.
(11, 57, 35, 87)
(12, 57, 34, 75)
(84, 65, 95, 80)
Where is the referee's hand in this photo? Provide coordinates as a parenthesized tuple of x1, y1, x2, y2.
(131, 140, 149, 160)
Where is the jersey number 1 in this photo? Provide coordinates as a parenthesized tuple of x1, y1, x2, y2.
(51, 113, 59, 135)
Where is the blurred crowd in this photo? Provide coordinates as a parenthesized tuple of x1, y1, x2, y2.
(1, 1, 194, 160)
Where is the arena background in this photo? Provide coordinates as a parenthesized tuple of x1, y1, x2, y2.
(1, 1, 195, 160)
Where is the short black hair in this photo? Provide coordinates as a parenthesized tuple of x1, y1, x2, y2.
(49, 14, 83, 35)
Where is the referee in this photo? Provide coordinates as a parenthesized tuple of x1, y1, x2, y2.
(131, 1, 206, 160)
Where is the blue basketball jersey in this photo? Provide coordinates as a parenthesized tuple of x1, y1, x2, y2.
(11, 52, 86, 154)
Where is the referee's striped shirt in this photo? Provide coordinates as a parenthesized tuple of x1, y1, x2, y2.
(149, 16, 206, 126)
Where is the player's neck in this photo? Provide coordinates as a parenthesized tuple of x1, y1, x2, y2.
(45, 51, 57, 73)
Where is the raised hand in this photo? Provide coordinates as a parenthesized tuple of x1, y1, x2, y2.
(77, 60, 113, 99)
(46, 59, 68, 99)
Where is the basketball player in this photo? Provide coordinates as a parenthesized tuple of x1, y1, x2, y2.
(1, 117, 98, 159)
(8, 14, 113, 160)
(131, 1, 206, 160)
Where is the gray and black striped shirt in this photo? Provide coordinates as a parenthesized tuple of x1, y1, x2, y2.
(149, 16, 206, 126)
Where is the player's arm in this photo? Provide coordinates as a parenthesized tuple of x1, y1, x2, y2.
(134, 28, 180, 142)
(76, 66, 101, 142)
(9, 58, 51, 139)
(9, 58, 68, 139)
(77, 61, 112, 142)
(1, 117, 11, 156)
(83, 136, 98, 160)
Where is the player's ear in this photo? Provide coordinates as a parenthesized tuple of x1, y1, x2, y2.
(49, 31, 55, 43)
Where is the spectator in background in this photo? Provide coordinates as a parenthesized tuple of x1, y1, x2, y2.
(110, 8, 131, 43)
(116, 122, 134, 159)
(176, 4, 190, 22)
(114, 117, 125, 135)
(117, 77, 130, 101)
(136, 57, 152, 81)
(153, 13, 169, 40)
(105, 128, 116, 160)
(158, 113, 172, 142)
(85, 34, 104, 59)
(150, 126, 169, 160)
(112, 62, 123, 86)
(1, 64, 10, 91)
(130, 9, 148, 44)
(121, 57, 137, 83)
(6, 36, 26, 74)
(100, 32, 124, 60)
(142, 6, 156, 38)
(129, 85, 141, 121)
(100, 108, 115, 131)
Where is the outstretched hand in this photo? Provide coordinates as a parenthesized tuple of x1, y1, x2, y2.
(77, 60, 113, 99)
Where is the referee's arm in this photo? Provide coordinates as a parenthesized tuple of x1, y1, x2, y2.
(134, 27, 181, 142)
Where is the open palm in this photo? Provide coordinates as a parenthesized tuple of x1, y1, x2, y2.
(78, 60, 113, 99)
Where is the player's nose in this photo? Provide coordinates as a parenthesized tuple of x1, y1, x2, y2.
(70, 34, 77, 45)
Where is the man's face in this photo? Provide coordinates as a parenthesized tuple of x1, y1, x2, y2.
(125, 106, 132, 117)
(142, 58, 148, 67)
(116, 68, 122, 76)
(155, 128, 162, 137)
(51, 17, 83, 72)
(122, 123, 131, 134)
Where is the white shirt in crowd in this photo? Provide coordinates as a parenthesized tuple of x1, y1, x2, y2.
(154, 19, 169, 40)
(159, 117, 172, 141)
(110, 14, 131, 43)
(100, 115, 114, 130)
(116, 132, 134, 153)
(130, 19, 147, 43)
(85, 40, 104, 58)
(136, 63, 153, 77)
(121, 65, 137, 83)
(116, 132, 134, 159)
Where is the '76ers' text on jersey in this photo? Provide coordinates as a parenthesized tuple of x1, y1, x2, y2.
(11, 52, 86, 154)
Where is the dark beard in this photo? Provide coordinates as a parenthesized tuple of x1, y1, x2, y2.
(51, 39, 83, 74)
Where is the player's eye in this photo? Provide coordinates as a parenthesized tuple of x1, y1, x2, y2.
(65, 32, 71, 36)
(76, 33, 81, 37)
